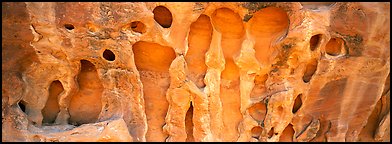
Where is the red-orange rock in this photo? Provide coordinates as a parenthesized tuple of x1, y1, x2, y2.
(2, 2, 390, 142)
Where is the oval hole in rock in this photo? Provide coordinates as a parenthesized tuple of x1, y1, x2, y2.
(42, 80, 63, 124)
(302, 59, 318, 83)
(325, 38, 344, 56)
(64, 24, 74, 30)
(131, 21, 146, 34)
(310, 34, 322, 51)
(251, 126, 263, 139)
(18, 100, 26, 113)
(153, 6, 173, 28)
(133, 41, 176, 72)
(103, 49, 115, 61)
(211, 7, 245, 38)
(292, 94, 302, 114)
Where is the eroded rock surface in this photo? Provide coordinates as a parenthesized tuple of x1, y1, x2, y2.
(2, 2, 390, 142)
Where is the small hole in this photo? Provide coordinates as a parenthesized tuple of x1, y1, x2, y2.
(103, 49, 115, 61)
(131, 21, 146, 34)
(153, 6, 173, 28)
(37, 51, 41, 53)
(302, 59, 318, 83)
(292, 94, 303, 114)
(64, 24, 75, 30)
(251, 126, 263, 139)
(18, 101, 26, 113)
(309, 34, 321, 51)
(268, 127, 275, 138)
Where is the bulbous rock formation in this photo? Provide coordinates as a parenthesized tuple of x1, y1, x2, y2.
(2, 2, 390, 142)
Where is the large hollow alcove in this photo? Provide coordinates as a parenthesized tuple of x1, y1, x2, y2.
(211, 7, 244, 141)
(248, 6, 289, 65)
(68, 60, 103, 126)
(132, 41, 176, 141)
(185, 14, 213, 88)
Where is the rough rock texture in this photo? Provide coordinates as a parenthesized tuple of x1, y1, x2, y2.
(2, 2, 390, 142)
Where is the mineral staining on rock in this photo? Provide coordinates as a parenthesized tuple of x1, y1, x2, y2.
(2, 2, 390, 142)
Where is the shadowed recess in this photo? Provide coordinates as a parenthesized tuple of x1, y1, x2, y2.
(292, 94, 303, 114)
(251, 74, 268, 100)
(42, 80, 63, 124)
(248, 101, 267, 122)
(268, 127, 275, 138)
(310, 34, 322, 51)
(252, 126, 263, 139)
(103, 49, 115, 61)
(18, 100, 26, 113)
(279, 124, 294, 142)
(185, 103, 194, 142)
(153, 6, 173, 28)
(69, 60, 103, 126)
(302, 58, 318, 83)
(131, 21, 146, 34)
(64, 23, 74, 30)
(325, 38, 344, 56)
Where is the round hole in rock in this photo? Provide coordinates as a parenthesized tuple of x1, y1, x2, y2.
(131, 21, 146, 34)
(18, 100, 26, 113)
(251, 126, 263, 138)
(64, 24, 75, 30)
(325, 37, 344, 56)
(310, 34, 322, 51)
(153, 6, 173, 28)
(103, 49, 115, 61)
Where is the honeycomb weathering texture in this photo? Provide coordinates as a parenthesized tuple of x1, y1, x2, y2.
(1, 2, 390, 142)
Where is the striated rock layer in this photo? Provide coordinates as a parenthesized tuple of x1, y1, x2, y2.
(2, 2, 390, 142)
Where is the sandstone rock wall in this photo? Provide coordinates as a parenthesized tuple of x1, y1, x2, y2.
(2, 2, 390, 142)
